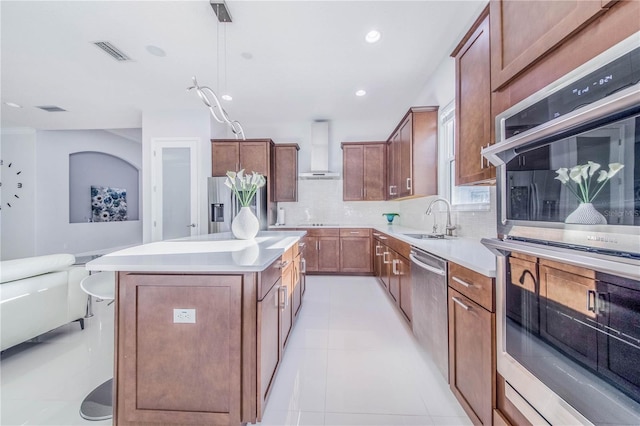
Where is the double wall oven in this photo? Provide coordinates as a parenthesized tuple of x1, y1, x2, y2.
(482, 33, 640, 425)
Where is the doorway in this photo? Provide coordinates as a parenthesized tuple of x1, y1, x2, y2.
(151, 138, 200, 241)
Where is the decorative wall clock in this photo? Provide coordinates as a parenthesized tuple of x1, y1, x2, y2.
(0, 159, 24, 209)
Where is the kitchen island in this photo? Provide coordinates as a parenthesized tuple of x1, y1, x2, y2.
(87, 231, 306, 426)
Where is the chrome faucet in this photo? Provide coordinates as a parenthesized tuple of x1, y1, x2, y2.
(425, 198, 456, 236)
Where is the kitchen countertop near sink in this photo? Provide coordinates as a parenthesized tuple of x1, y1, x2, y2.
(374, 225, 496, 277)
(270, 223, 496, 276)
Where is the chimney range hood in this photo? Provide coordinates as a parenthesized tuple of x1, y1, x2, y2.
(299, 121, 340, 179)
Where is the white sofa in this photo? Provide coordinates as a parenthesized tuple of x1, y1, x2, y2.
(0, 254, 89, 351)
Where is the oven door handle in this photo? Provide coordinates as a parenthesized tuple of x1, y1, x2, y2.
(409, 254, 446, 276)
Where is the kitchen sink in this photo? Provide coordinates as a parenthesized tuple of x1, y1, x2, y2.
(403, 233, 452, 240)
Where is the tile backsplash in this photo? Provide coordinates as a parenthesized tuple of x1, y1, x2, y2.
(277, 180, 497, 240)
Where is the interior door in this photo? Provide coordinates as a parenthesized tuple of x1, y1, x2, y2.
(151, 138, 200, 241)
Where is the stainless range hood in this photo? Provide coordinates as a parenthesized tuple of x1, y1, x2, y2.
(299, 121, 340, 179)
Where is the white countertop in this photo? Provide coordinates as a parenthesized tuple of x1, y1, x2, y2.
(86, 231, 306, 273)
(373, 225, 496, 277)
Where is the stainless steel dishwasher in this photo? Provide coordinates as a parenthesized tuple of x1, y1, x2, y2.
(410, 247, 449, 381)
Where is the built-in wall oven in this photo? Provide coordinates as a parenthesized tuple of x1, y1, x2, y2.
(482, 32, 640, 425)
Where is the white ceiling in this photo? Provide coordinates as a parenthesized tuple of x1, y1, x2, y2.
(1, 0, 486, 131)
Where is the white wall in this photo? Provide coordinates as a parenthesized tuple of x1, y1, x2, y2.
(34, 129, 142, 255)
(0, 128, 37, 260)
(141, 108, 211, 243)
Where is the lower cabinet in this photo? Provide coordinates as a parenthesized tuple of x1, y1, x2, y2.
(303, 229, 340, 273)
(115, 273, 244, 425)
(280, 259, 294, 352)
(448, 262, 495, 426)
(373, 232, 412, 325)
(258, 279, 281, 413)
(339, 228, 372, 273)
(292, 251, 302, 318)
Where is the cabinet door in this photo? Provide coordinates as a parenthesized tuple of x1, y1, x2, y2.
(387, 134, 400, 199)
(339, 236, 372, 273)
(381, 244, 391, 290)
(280, 262, 294, 351)
(454, 10, 494, 185)
(274, 145, 298, 202)
(116, 273, 242, 425)
(304, 237, 319, 272)
(240, 142, 269, 176)
(448, 288, 493, 426)
(343, 144, 364, 201)
(318, 237, 340, 272)
(398, 117, 413, 198)
(258, 280, 281, 412)
(389, 251, 401, 303)
(398, 255, 412, 323)
(292, 254, 302, 317)
(212, 142, 239, 176)
(490, 0, 605, 90)
(364, 144, 386, 201)
(373, 237, 384, 280)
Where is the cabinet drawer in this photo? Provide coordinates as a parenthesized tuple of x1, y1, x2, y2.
(449, 262, 495, 312)
(339, 228, 370, 237)
(306, 228, 339, 237)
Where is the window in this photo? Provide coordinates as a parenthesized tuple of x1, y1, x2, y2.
(439, 101, 490, 209)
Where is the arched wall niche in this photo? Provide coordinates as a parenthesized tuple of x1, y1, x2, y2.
(69, 151, 140, 223)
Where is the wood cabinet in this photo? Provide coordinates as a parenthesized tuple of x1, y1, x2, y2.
(258, 277, 281, 415)
(280, 258, 294, 352)
(447, 262, 495, 426)
(490, 0, 607, 91)
(274, 144, 299, 202)
(211, 139, 273, 176)
(115, 273, 244, 425)
(292, 250, 302, 317)
(451, 6, 495, 186)
(339, 228, 372, 273)
(372, 231, 412, 324)
(386, 107, 439, 199)
(341, 142, 386, 201)
(303, 229, 340, 274)
(449, 288, 494, 426)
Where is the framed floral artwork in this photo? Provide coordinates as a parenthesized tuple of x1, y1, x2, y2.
(91, 186, 127, 222)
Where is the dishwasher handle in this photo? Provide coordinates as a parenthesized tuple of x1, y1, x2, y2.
(409, 253, 446, 276)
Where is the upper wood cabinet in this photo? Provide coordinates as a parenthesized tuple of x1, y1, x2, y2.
(273, 144, 299, 202)
(341, 142, 386, 201)
(211, 139, 273, 177)
(452, 6, 495, 186)
(490, 0, 607, 91)
(386, 107, 439, 199)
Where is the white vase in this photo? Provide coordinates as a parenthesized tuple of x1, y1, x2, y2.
(565, 202, 607, 225)
(232, 206, 260, 239)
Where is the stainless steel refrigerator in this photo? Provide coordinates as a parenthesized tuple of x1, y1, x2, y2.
(207, 177, 268, 233)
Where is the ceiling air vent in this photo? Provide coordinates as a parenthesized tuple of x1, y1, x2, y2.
(36, 105, 66, 112)
(93, 41, 132, 62)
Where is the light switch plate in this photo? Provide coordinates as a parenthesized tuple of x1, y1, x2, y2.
(173, 308, 196, 324)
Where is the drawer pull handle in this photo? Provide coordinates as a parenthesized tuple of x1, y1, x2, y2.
(383, 251, 390, 264)
(452, 296, 470, 311)
(350, 231, 360, 234)
(301, 258, 306, 274)
(375, 245, 382, 256)
(452, 276, 474, 288)
(278, 260, 291, 269)
(373, 233, 381, 237)
(379, 236, 388, 240)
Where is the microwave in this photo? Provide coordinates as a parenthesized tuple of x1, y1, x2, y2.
(483, 33, 640, 258)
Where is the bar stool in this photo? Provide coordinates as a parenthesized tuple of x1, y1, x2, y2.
(79, 271, 115, 421)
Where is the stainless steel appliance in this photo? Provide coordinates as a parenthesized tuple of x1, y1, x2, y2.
(207, 176, 268, 233)
(410, 247, 449, 381)
(482, 33, 640, 425)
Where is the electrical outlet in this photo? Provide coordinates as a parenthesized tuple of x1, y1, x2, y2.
(173, 308, 196, 324)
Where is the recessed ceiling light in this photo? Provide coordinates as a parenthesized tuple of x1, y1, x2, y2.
(355, 90, 367, 97)
(4, 102, 22, 108)
(146, 45, 166, 57)
(365, 30, 381, 44)
(241, 52, 253, 60)
(221, 94, 233, 101)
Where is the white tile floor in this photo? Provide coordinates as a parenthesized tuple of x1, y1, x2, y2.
(0, 275, 471, 426)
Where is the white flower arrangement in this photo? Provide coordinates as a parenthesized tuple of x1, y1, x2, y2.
(225, 169, 266, 207)
(555, 161, 624, 203)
